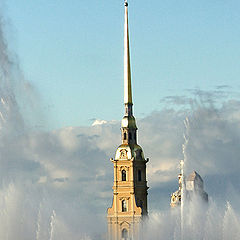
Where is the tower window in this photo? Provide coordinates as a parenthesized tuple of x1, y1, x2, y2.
(122, 228, 128, 239)
(122, 170, 126, 181)
(134, 132, 137, 141)
(123, 132, 127, 140)
(122, 200, 127, 212)
(129, 132, 132, 140)
(138, 170, 142, 181)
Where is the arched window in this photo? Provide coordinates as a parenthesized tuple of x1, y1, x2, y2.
(122, 170, 126, 181)
(122, 200, 127, 212)
(123, 132, 127, 140)
(122, 228, 128, 239)
(138, 170, 142, 181)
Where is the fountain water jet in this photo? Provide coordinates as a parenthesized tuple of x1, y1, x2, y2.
(180, 117, 190, 240)
(49, 210, 56, 240)
(222, 202, 240, 240)
(36, 203, 42, 240)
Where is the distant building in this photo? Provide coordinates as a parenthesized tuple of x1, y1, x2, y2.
(170, 173, 182, 208)
(186, 171, 208, 201)
(170, 171, 208, 208)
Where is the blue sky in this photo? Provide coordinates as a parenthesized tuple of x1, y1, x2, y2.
(4, 0, 240, 128)
(2, 2, 240, 238)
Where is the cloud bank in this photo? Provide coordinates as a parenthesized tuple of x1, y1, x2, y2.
(1, 7, 240, 240)
(1, 92, 240, 238)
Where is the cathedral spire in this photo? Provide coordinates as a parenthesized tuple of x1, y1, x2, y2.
(107, 3, 149, 239)
(121, 0, 137, 145)
(124, 0, 133, 116)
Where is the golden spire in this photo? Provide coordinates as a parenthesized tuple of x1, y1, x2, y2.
(121, 0, 137, 136)
(124, 0, 132, 106)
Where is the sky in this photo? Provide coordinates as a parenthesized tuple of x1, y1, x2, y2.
(1, 1, 240, 239)
(3, 0, 240, 128)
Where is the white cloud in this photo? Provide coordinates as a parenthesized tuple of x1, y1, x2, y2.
(92, 119, 107, 126)
(1, 93, 240, 238)
(1, 8, 240, 237)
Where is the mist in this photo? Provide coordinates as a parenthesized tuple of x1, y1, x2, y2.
(0, 8, 240, 240)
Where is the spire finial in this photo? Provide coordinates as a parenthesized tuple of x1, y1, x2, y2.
(124, 0, 132, 113)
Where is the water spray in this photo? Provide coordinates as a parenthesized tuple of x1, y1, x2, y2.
(180, 159, 184, 240)
(49, 210, 56, 240)
(180, 117, 190, 240)
(36, 203, 42, 240)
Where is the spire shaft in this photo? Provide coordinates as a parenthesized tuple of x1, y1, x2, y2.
(124, 1, 133, 107)
(121, 0, 137, 144)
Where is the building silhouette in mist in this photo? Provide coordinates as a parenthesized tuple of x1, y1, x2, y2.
(170, 170, 208, 208)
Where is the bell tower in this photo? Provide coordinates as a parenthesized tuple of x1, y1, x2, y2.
(107, 1, 149, 239)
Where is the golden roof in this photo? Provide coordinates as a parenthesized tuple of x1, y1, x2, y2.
(115, 144, 145, 161)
